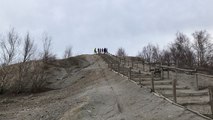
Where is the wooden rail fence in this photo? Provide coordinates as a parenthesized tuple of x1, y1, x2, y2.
(100, 54, 213, 118)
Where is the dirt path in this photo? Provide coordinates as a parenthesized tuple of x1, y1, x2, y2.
(0, 55, 208, 120)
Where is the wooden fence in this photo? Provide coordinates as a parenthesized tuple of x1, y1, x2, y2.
(100, 54, 213, 118)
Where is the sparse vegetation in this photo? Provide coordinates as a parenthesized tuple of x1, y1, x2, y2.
(0, 28, 20, 65)
(42, 33, 56, 63)
(192, 30, 213, 67)
(138, 30, 213, 70)
(169, 32, 194, 67)
(0, 29, 59, 94)
(64, 46, 72, 58)
(116, 47, 127, 57)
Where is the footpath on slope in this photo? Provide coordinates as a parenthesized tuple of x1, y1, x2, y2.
(0, 55, 209, 120)
(60, 55, 208, 120)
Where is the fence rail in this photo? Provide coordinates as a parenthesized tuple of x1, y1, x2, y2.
(100, 54, 213, 119)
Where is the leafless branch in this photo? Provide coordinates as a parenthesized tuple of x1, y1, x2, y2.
(64, 46, 72, 58)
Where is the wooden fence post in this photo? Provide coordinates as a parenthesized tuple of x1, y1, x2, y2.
(137, 61, 139, 68)
(132, 60, 134, 68)
(195, 73, 199, 90)
(117, 63, 120, 73)
(149, 63, 151, 71)
(128, 67, 132, 80)
(143, 62, 145, 71)
(138, 70, 142, 88)
(121, 64, 124, 74)
(161, 68, 164, 80)
(208, 87, 213, 116)
(139, 70, 141, 81)
(151, 71, 155, 92)
(173, 70, 177, 103)
(167, 70, 169, 79)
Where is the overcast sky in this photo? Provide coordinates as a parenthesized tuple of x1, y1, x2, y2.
(0, 0, 213, 57)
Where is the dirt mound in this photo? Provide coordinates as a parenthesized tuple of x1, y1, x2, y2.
(0, 55, 208, 120)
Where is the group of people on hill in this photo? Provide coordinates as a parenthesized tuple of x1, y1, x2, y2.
(94, 48, 108, 54)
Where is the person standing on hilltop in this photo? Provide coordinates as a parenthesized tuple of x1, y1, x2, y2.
(94, 48, 97, 54)
(99, 48, 101, 54)
(98, 48, 100, 54)
(104, 48, 106, 54)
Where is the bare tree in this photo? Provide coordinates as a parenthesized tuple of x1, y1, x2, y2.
(0, 30, 55, 94)
(169, 32, 194, 67)
(0, 28, 20, 65)
(142, 44, 153, 64)
(161, 49, 171, 66)
(139, 44, 161, 64)
(22, 32, 36, 63)
(13, 32, 37, 93)
(192, 30, 213, 67)
(152, 45, 160, 63)
(185, 47, 195, 67)
(142, 44, 153, 70)
(42, 33, 55, 63)
(64, 46, 72, 58)
(0, 28, 20, 93)
(116, 47, 127, 57)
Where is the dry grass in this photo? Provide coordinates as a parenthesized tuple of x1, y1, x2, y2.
(0, 55, 90, 94)
(0, 61, 50, 94)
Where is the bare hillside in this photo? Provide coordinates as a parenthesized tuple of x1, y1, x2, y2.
(0, 55, 208, 120)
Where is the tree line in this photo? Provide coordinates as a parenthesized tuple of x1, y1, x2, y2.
(117, 30, 213, 69)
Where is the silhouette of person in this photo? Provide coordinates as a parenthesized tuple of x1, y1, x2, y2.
(98, 48, 100, 54)
(94, 48, 97, 54)
(104, 48, 106, 54)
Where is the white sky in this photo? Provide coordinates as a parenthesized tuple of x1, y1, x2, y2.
(0, 0, 213, 57)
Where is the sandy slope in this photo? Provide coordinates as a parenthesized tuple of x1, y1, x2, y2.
(0, 55, 207, 120)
